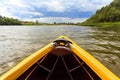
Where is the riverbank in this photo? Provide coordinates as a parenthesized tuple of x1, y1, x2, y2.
(78, 22, 120, 27)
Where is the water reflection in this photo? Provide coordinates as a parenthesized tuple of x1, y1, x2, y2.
(0, 26, 120, 77)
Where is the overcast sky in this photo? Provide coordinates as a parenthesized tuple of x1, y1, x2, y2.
(0, 0, 113, 23)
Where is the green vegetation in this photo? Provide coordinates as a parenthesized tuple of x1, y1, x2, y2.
(0, 15, 22, 25)
(78, 21, 120, 27)
(79, 0, 120, 27)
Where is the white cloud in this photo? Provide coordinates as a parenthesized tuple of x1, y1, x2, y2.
(24, 11, 43, 16)
(41, 1, 66, 12)
(32, 0, 113, 12)
(72, 0, 113, 12)
(0, 0, 43, 19)
(26, 0, 67, 12)
(0, 4, 18, 18)
(91, 0, 113, 4)
(7, 0, 27, 8)
(23, 17, 88, 23)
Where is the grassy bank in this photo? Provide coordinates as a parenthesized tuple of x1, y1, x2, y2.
(78, 22, 120, 27)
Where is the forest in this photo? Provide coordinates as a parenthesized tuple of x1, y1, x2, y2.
(79, 0, 120, 27)
(0, 16, 21, 25)
(86, 0, 120, 23)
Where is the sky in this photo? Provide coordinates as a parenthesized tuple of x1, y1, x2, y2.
(0, 0, 113, 23)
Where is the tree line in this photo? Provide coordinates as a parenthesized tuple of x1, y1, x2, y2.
(0, 15, 21, 25)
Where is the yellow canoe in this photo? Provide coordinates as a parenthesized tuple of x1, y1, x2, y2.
(0, 36, 119, 80)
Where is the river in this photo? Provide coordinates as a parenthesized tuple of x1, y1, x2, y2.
(0, 25, 120, 77)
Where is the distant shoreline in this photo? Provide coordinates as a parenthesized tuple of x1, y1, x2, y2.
(78, 21, 120, 27)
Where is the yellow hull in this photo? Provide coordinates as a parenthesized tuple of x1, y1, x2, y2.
(0, 36, 119, 80)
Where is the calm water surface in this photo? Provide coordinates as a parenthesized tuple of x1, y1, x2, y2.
(0, 26, 120, 77)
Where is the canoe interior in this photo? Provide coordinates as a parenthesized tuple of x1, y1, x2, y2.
(17, 46, 101, 80)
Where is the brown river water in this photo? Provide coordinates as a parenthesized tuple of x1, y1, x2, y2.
(0, 25, 120, 77)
